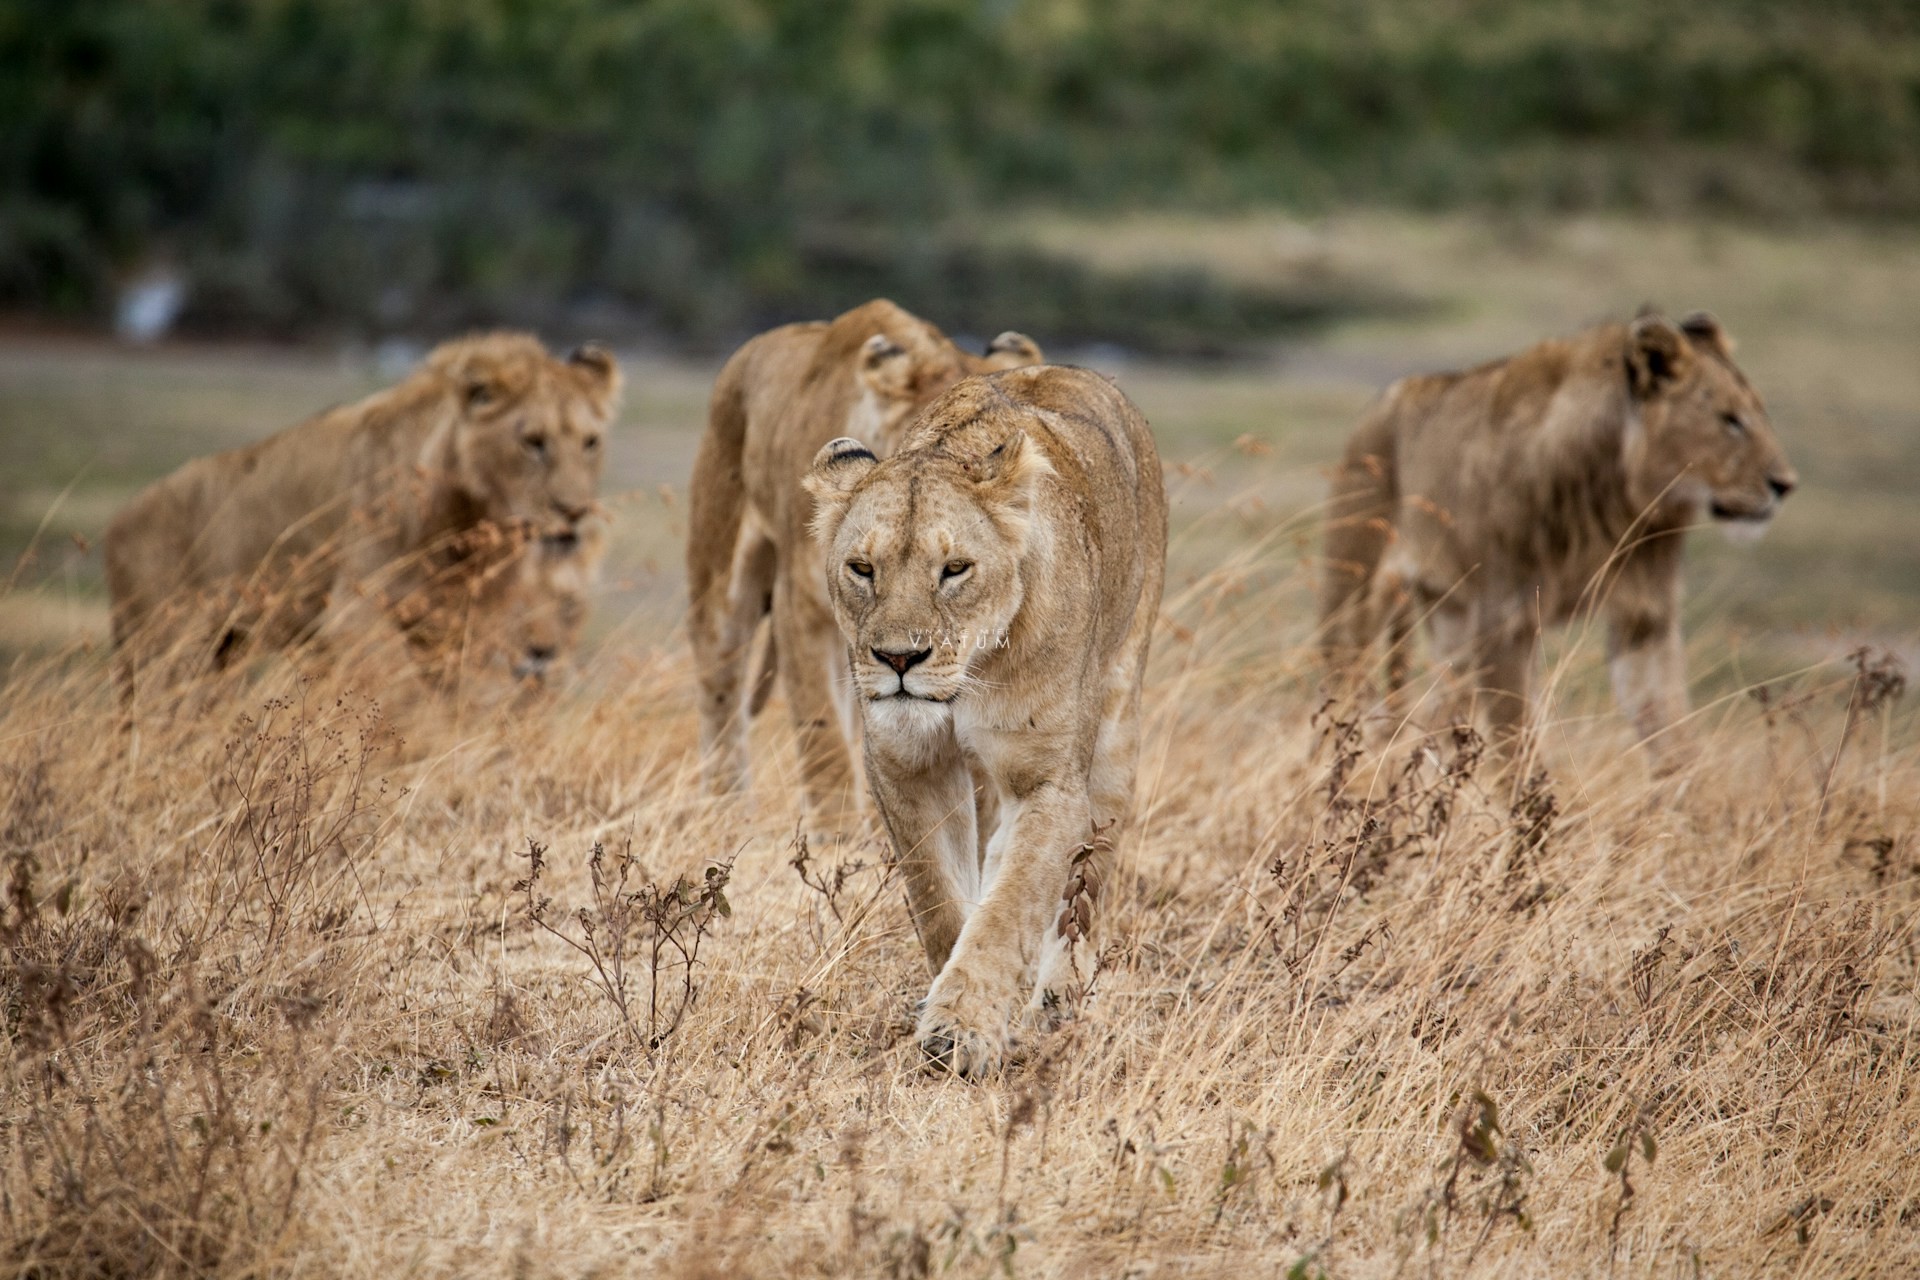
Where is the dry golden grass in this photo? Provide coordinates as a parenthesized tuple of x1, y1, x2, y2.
(3, 211, 1918, 1275)
(3, 475, 1915, 1276)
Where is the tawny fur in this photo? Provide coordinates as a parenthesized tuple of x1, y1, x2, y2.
(685, 300, 1041, 828)
(104, 332, 620, 701)
(805, 365, 1168, 1077)
(401, 520, 607, 688)
(1320, 311, 1797, 766)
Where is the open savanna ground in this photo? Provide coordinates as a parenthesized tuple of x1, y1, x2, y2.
(3, 213, 1918, 1276)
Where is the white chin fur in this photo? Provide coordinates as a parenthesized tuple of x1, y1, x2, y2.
(1719, 516, 1773, 546)
(864, 696, 954, 741)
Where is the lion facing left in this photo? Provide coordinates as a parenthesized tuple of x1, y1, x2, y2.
(104, 332, 621, 699)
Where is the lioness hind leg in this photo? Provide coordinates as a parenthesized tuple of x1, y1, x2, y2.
(692, 524, 776, 795)
(1031, 537, 1159, 1022)
(1474, 627, 1540, 782)
(771, 573, 862, 834)
(1025, 822, 1112, 1037)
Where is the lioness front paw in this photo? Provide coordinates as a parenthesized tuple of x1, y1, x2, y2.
(917, 969, 1018, 1079)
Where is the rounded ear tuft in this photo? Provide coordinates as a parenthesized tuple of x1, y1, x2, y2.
(1627, 314, 1692, 399)
(963, 429, 1054, 486)
(960, 430, 1053, 547)
(1679, 311, 1734, 357)
(818, 437, 878, 469)
(803, 437, 880, 542)
(857, 334, 915, 399)
(567, 342, 623, 409)
(984, 331, 1043, 369)
(569, 341, 614, 371)
(860, 333, 906, 371)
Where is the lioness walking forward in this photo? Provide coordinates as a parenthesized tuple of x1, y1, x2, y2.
(806, 365, 1167, 1076)
(1320, 311, 1796, 766)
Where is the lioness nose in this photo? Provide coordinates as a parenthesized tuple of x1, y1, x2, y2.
(1768, 473, 1797, 499)
(873, 647, 931, 675)
(514, 646, 556, 680)
(553, 500, 590, 523)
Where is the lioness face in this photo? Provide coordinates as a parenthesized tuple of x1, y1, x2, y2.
(447, 342, 622, 534)
(806, 433, 1046, 711)
(1627, 313, 1797, 534)
(501, 525, 601, 682)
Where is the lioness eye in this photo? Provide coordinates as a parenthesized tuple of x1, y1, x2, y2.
(523, 433, 549, 458)
(942, 560, 973, 580)
(847, 560, 873, 579)
(583, 434, 601, 452)
(1722, 413, 1747, 437)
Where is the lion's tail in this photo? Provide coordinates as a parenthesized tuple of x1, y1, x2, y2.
(1318, 386, 1405, 672)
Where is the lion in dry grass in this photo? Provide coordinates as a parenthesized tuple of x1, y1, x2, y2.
(105, 332, 620, 698)
(686, 299, 1041, 829)
(1320, 311, 1797, 765)
(805, 366, 1167, 1076)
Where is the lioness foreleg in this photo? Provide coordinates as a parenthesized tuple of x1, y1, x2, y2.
(1375, 563, 1419, 725)
(866, 728, 978, 976)
(1607, 605, 1688, 770)
(919, 777, 1091, 1078)
(1475, 625, 1540, 777)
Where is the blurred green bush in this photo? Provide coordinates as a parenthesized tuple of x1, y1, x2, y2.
(2, 0, 1916, 347)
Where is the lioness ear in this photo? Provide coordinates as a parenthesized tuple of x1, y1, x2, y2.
(804, 437, 879, 542)
(463, 377, 498, 410)
(983, 331, 1043, 370)
(1627, 314, 1693, 399)
(568, 342, 624, 414)
(964, 430, 1053, 541)
(1678, 311, 1734, 359)
(857, 334, 912, 398)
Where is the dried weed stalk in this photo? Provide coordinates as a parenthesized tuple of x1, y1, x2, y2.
(518, 836, 736, 1052)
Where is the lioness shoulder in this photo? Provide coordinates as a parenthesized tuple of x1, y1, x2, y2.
(805, 365, 1168, 1076)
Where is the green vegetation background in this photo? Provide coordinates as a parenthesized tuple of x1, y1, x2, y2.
(4, 0, 1920, 347)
